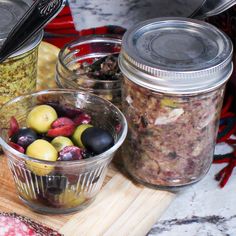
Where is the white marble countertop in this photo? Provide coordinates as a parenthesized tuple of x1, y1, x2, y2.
(69, 0, 203, 31)
(148, 143, 236, 236)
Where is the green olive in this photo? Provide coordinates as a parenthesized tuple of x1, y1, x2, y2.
(60, 189, 86, 208)
(72, 124, 93, 148)
(26, 105, 58, 133)
(51, 136, 74, 152)
(26, 139, 58, 176)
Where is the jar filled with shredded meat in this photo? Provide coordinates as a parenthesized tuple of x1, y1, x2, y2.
(119, 18, 233, 190)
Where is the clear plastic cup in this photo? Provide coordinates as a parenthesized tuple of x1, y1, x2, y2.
(0, 89, 127, 214)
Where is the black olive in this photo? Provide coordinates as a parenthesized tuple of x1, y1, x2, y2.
(11, 128, 38, 149)
(43, 174, 67, 195)
(38, 133, 53, 142)
(81, 149, 95, 159)
(81, 127, 114, 154)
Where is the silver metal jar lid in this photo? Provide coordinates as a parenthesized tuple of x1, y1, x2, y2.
(119, 17, 233, 94)
(0, 0, 43, 58)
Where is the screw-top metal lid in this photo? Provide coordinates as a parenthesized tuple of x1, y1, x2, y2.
(119, 17, 233, 94)
(0, 0, 43, 58)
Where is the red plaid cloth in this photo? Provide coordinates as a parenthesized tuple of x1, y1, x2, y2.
(213, 89, 236, 188)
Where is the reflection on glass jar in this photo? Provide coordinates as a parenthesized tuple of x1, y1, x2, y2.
(119, 18, 233, 190)
(56, 35, 122, 108)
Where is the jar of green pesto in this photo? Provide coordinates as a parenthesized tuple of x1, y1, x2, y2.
(0, 0, 43, 106)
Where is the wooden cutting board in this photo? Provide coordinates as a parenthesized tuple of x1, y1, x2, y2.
(0, 155, 175, 236)
(0, 42, 175, 236)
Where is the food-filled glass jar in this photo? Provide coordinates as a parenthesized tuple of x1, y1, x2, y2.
(56, 35, 122, 107)
(0, 0, 43, 106)
(119, 18, 233, 190)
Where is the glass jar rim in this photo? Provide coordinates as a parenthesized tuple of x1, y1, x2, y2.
(58, 35, 122, 83)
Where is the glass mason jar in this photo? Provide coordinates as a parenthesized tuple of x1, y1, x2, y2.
(0, 0, 43, 106)
(56, 35, 122, 107)
(119, 18, 233, 190)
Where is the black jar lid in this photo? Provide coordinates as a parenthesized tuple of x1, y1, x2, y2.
(0, 0, 30, 39)
(0, 0, 43, 58)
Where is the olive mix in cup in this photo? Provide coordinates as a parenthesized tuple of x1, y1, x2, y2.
(0, 90, 127, 214)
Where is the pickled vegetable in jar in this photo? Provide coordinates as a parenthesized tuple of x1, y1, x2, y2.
(119, 18, 233, 190)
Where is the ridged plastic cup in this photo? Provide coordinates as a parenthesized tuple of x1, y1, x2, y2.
(0, 89, 127, 214)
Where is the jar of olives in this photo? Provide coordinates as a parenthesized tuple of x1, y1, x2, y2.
(56, 35, 122, 108)
(0, 0, 43, 106)
(119, 18, 233, 190)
